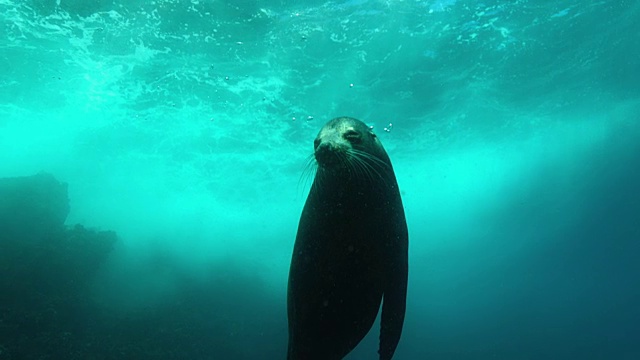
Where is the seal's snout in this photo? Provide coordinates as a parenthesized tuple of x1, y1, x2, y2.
(314, 141, 344, 166)
(314, 142, 335, 165)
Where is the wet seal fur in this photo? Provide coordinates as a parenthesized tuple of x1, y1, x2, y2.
(287, 117, 408, 360)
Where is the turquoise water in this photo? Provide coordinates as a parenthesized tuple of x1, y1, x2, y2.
(1, 0, 639, 358)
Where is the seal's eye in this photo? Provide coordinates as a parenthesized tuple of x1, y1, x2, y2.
(343, 130, 362, 144)
(313, 138, 321, 149)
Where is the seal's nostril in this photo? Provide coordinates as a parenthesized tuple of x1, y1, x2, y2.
(315, 143, 328, 158)
(315, 142, 338, 165)
(320, 142, 335, 152)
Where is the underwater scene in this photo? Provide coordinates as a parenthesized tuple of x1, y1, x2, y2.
(0, 0, 639, 359)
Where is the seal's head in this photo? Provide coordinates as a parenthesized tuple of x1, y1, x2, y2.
(313, 117, 390, 174)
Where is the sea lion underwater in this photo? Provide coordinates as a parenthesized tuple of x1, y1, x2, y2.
(287, 116, 408, 360)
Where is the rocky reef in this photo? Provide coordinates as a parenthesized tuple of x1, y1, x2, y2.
(0, 173, 285, 359)
(0, 173, 117, 359)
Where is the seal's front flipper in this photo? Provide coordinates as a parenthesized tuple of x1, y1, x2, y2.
(378, 263, 408, 360)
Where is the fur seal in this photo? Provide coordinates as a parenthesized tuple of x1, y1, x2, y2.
(287, 116, 408, 360)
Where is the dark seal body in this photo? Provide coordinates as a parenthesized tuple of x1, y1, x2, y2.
(287, 117, 408, 360)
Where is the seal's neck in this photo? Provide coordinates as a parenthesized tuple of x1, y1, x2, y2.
(311, 166, 395, 204)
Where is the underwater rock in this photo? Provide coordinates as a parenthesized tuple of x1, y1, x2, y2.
(0, 172, 70, 242)
(0, 173, 118, 360)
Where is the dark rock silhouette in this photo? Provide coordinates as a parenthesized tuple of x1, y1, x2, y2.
(0, 172, 70, 242)
(0, 173, 286, 360)
(0, 173, 117, 359)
